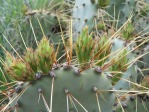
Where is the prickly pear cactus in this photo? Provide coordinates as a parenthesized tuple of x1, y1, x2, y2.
(113, 93, 149, 112)
(1, 0, 68, 55)
(72, 0, 98, 40)
(7, 67, 115, 112)
(133, 1, 149, 82)
(1, 1, 149, 111)
(114, 76, 149, 112)
(134, 0, 149, 78)
(134, 0, 149, 35)
(137, 44, 149, 79)
(108, 37, 137, 90)
(2, 29, 119, 112)
(106, 0, 136, 28)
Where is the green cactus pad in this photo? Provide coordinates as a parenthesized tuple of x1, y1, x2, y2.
(110, 38, 137, 89)
(72, 0, 98, 40)
(114, 94, 149, 112)
(106, 0, 136, 28)
(7, 66, 115, 112)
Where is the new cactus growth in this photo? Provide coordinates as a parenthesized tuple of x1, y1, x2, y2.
(121, 21, 134, 40)
(75, 27, 94, 68)
(24, 48, 38, 72)
(98, 0, 110, 8)
(35, 37, 56, 74)
(94, 35, 112, 66)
